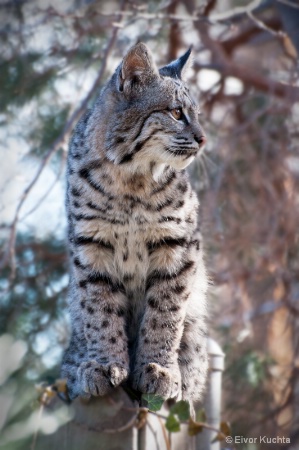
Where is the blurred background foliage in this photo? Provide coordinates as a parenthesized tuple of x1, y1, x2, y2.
(0, 0, 299, 449)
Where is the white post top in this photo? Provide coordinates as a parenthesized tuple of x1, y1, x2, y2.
(207, 338, 225, 371)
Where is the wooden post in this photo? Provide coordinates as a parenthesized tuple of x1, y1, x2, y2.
(35, 340, 224, 450)
(35, 388, 138, 450)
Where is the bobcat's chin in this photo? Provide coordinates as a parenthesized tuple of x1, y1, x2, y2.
(151, 156, 195, 182)
(169, 155, 195, 171)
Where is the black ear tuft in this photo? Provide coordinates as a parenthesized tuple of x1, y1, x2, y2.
(159, 46, 193, 80)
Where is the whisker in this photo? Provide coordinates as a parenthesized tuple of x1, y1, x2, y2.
(202, 152, 218, 170)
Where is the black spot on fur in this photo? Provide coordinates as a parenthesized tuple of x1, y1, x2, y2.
(169, 305, 180, 312)
(73, 257, 87, 269)
(117, 307, 125, 317)
(177, 181, 188, 193)
(103, 305, 114, 314)
(189, 239, 200, 250)
(152, 170, 176, 194)
(118, 153, 134, 164)
(175, 200, 184, 209)
(123, 273, 134, 282)
(180, 341, 189, 351)
(158, 216, 182, 224)
(71, 187, 81, 197)
(79, 279, 87, 289)
(172, 283, 186, 295)
(156, 197, 173, 212)
(79, 167, 89, 179)
(148, 297, 159, 309)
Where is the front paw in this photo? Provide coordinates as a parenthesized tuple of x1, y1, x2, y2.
(78, 360, 128, 397)
(135, 363, 181, 399)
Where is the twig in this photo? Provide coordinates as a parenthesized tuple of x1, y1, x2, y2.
(277, 0, 299, 8)
(30, 403, 44, 450)
(157, 415, 172, 450)
(148, 409, 225, 436)
(193, 57, 299, 102)
(209, 0, 262, 22)
(247, 10, 286, 39)
(78, 10, 207, 22)
(102, 413, 138, 433)
(147, 420, 161, 450)
(20, 148, 67, 222)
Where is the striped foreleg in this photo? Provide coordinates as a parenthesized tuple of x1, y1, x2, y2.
(133, 259, 195, 399)
(65, 260, 130, 398)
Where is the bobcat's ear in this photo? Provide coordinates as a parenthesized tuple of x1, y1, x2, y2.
(117, 42, 159, 93)
(159, 47, 193, 81)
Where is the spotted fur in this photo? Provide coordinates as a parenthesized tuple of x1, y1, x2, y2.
(61, 43, 208, 407)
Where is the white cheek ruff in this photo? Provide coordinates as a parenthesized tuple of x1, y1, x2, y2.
(152, 163, 167, 181)
(170, 155, 195, 170)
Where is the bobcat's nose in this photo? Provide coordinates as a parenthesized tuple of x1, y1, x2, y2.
(194, 134, 206, 148)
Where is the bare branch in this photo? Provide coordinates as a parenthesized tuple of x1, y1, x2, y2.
(209, 0, 262, 22)
(194, 59, 299, 101)
(167, 0, 182, 60)
(20, 147, 67, 223)
(102, 413, 138, 433)
(157, 416, 171, 450)
(277, 0, 299, 9)
(193, 16, 299, 102)
(246, 10, 284, 38)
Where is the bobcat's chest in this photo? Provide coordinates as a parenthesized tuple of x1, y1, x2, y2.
(112, 201, 185, 288)
(112, 208, 154, 287)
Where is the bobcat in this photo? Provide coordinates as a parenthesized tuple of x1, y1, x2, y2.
(61, 42, 208, 409)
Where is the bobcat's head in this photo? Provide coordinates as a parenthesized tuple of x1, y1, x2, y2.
(99, 42, 206, 180)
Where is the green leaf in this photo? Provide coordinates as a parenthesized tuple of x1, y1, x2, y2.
(165, 414, 180, 432)
(188, 418, 203, 436)
(196, 408, 206, 423)
(170, 400, 190, 421)
(142, 393, 164, 412)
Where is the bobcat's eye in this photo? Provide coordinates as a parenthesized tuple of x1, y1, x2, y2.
(170, 108, 183, 121)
